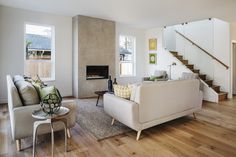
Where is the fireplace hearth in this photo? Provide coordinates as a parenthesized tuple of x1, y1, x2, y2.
(86, 65, 109, 80)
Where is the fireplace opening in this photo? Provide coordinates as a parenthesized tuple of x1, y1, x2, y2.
(86, 65, 109, 80)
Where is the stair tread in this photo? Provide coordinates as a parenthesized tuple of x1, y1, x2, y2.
(218, 92, 227, 95)
(192, 69, 200, 74)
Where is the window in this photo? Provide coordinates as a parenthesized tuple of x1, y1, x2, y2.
(119, 35, 136, 76)
(24, 23, 55, 81)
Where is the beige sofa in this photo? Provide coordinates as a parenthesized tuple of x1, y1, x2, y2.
(104, 79, 202, 140)
(6, 75, 77, 151)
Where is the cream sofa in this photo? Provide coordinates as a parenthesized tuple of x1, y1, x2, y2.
(104, 79, 202, 140)
(6, 75, 77, 151)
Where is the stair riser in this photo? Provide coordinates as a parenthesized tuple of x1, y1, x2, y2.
(199, 75, 206, 80)
(181, 60, 188, 64)
(192, 70, 200, 74)
(176, 56, 183, 60)
(213, 87, 220, 93)
(205, 81, 213, 87)
(170, 51, 178, 56)
(186, 65, 194, 69)
(219, 93, 227, 101)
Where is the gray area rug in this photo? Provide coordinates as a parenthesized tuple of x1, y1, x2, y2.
(76, 98, 131, 140)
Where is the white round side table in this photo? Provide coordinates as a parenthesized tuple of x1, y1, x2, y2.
(32, 106, 70, 157)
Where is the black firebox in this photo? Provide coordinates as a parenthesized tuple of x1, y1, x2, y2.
(86, 65, 109, 80)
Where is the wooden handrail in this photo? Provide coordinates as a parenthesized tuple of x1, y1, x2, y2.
(175, 30, 229, 69)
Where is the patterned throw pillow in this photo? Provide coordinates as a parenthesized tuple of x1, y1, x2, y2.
(39, 86, 62, 104)
(113, 85, 132, 99)
(31, 75, 62, 103)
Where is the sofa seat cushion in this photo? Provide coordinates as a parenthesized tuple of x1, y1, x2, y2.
(15, 80, 40, 105)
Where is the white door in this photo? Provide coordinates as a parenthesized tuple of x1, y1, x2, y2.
(233, 43, 236, 95)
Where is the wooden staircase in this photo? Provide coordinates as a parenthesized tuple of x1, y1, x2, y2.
(170, 51, 228, 101)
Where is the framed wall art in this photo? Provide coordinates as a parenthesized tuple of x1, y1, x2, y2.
(149, 38, 157, 51)
(149, 53, 157, 64)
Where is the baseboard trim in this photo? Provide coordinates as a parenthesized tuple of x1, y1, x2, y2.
(0, 98, 7, 104)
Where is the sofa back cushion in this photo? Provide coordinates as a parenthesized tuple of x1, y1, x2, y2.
(138, 79, 201, 123)
(15, 80, 40, 105)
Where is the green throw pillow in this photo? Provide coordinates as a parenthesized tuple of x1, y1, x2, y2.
(149, 76, 163, 81)
(39, 86, 62, 104)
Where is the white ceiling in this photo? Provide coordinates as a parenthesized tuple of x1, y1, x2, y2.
(0, 0, 236, 28)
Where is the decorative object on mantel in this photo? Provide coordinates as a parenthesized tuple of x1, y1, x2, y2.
(169, 62, 177, 80)
(113, 78, 117, 85)
(149, 38, 157, 51)
(108, 75, 113, 93)
(149, 53, 157, 64)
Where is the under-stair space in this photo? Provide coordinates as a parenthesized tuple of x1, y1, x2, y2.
(170, 51, 228, 101)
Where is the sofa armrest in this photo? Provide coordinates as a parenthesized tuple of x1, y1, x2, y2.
(11, 100, 77, 140)
(11, 105, 41, 140)
(103, 94, 141, 131)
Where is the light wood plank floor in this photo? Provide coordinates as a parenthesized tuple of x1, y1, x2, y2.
(1, 97, 236, 157)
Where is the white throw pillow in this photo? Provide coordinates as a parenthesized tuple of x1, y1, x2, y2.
(128, 83, 141, 102)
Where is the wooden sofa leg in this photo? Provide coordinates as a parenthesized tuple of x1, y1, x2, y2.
(193, 112, 196, 119)
(136, 131, 142, 141)
(67, 129, 71, 138)
(16, 139, 21, 151)
(111, 118, 115, 126)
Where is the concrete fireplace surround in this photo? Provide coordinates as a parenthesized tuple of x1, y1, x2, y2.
(72, 15, 116, 98)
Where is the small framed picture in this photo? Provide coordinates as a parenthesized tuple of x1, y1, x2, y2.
(149, 38, 157, 51)
(149, 53, 157, 64)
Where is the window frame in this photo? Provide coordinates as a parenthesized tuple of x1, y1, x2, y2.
(24, 22, 56, 82)
(119, 35, 136, 77)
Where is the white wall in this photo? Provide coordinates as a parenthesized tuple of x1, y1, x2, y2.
(174, 20, 215, 80)
(145, 27, 190, 80)
(115, 23, 145, 84)
(230, 23, 236, 95)
(163, 26, 176, 51)
(213, 19, 230, 96)
(0, 6, 73, 103)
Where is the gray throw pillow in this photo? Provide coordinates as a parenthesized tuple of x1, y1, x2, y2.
(13, 75, 25, 83)
(15, 80, 40, 105)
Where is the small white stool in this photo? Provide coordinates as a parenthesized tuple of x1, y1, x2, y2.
(32, 107, 70, 157)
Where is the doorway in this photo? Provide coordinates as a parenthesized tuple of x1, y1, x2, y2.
(233, 42, 236, 95)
